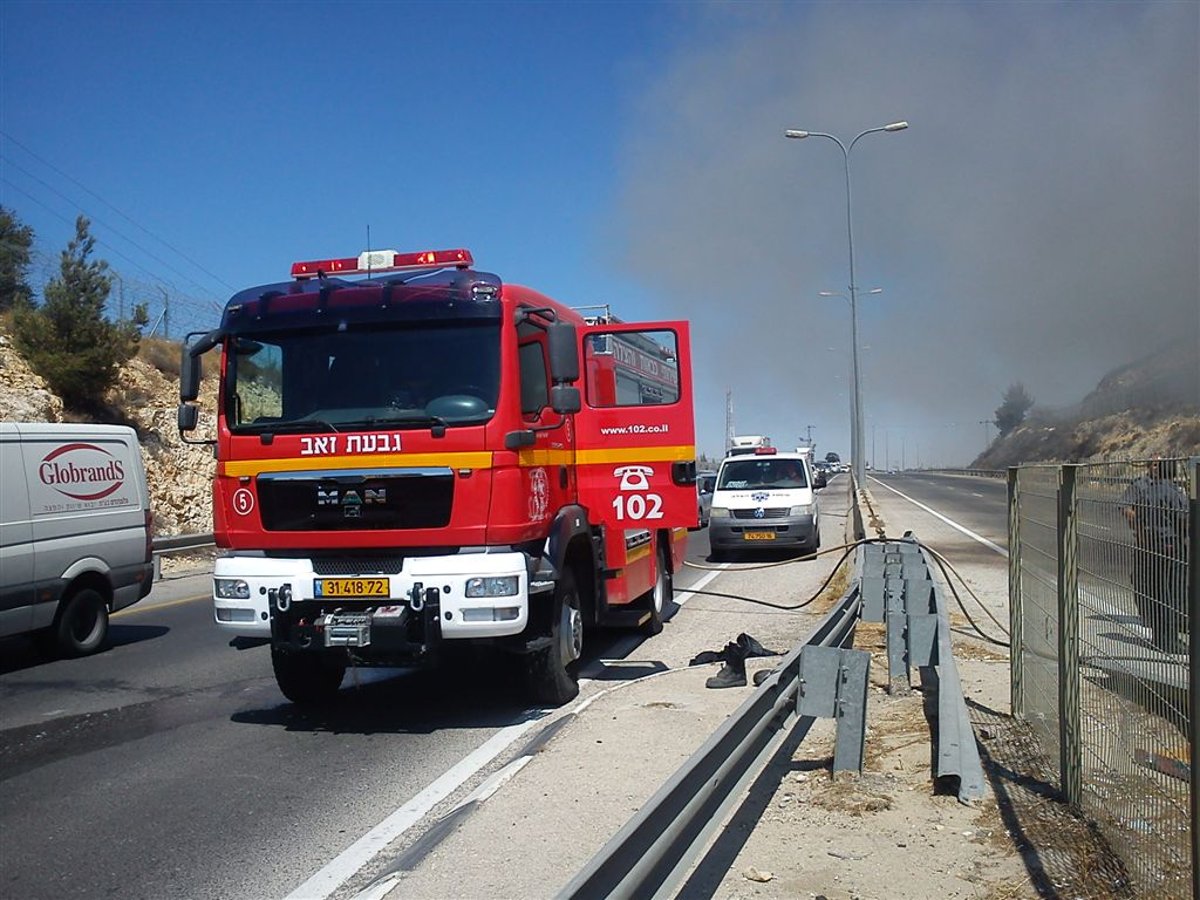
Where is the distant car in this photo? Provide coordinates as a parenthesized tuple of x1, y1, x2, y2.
(695, 471, 717, 529)
(811, 461, 829, 489)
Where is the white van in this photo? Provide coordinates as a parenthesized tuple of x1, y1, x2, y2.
(0, 423, 154, 655)
(708, 449, 821, 558)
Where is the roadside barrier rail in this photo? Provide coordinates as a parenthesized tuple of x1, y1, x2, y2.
(558, 558, 864, 900)
(151, 532, 215, 579)
(861, 538, 986, 802)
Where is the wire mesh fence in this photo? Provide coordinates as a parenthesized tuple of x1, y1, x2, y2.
(1012, 457, 1197, 898)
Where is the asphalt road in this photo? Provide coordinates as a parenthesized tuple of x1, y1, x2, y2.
(868, 470, 1008, 551)
(0, 530, 718, 900)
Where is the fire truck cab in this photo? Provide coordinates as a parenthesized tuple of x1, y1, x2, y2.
(179, 248, 696, 707)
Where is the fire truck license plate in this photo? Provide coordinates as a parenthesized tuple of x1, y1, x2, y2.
(313, 578, 389, 598)
(743, 531, 776, 541)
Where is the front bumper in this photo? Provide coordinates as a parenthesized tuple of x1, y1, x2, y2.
(212, 551, 530, 639)
(709, 514, 818, 551)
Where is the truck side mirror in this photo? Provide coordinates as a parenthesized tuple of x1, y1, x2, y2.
(180, 346, 202, 401)
(550, 385, 581, 415)
(178, 403, 199, 433)
(547, 322, 580, 384)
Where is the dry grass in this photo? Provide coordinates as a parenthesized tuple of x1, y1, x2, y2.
(138, 336, 182, 377)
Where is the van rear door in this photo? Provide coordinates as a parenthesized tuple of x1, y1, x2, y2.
(0, 425, 35, 637)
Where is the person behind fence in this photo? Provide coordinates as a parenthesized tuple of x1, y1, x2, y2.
(1121, 459, 1189, 653)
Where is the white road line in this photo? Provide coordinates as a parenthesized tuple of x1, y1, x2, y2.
(674, 564, 728, 607)
(288, 558, 730, 900)
(285, 717, 542, 900)
(869, 477, 1008, 558)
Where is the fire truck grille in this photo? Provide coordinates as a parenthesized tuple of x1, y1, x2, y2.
(311, 558, 406, 575)
(732, 508, 790, 519)
(257, 470, 455, 531)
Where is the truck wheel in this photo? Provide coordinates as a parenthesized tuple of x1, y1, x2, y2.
(271, 649, 346, 705)
(527, 569, 581, 706)
(640, 543, 672, 636)
(55, 588, 110, 657)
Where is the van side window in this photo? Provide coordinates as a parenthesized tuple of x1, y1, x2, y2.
(518, 340, 549, 416)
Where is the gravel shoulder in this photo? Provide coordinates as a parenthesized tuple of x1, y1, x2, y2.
(357, 477, 1129, 899)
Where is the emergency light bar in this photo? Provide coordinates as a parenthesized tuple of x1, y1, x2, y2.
(754, 447, 778, 455)
(290, 248, 473, 280)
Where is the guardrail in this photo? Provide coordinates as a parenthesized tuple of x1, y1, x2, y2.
(923, 468, 1006, 479)
(557, 561, 864, 900)
(861, 537, 985, 802)
(151, 532, 215, 579)
(560, 533, 987, 898)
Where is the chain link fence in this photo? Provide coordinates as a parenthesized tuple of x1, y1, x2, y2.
(1010, 458, 1197, 898)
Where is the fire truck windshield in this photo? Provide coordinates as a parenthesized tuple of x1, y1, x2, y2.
(226, 320, 501, 433)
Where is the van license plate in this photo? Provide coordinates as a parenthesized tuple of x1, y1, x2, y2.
(314, 578, 389, 598)
(743, 531, 776, 541)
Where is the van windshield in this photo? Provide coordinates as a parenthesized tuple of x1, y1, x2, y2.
(717, 458, 809, 490)
(225, 320, 501, 432)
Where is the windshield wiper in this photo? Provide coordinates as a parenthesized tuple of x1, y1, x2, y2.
(337, 414, 455, 430)
(237, 419, 341, 435)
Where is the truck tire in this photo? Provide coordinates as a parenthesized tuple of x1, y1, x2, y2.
(639, 542, 672, 636)
(527, 569, 581, 706)
(55, 587, 110, 657)
(271, 649, 346, 705)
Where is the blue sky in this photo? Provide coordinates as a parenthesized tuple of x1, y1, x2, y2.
(3, 2, 1197, 464)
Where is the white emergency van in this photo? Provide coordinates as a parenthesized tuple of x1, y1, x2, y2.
(0, 423, 154, 655)
(708, 448, 821, 559)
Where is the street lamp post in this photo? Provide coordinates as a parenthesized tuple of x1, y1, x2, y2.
(786, 121, 908, 486)
(819, 287, 880, 467)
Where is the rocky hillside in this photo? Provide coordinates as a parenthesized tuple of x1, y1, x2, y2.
(973, 338, 1200, 467)
(0, 331, 218, 535)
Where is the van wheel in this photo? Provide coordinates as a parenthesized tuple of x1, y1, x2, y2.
(55, 588, 110, 657)
(527, 569, 581, 706)
(271, 649, 345, 705)
(640, 542, 671, 636)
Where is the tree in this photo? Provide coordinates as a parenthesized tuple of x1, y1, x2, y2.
(994, 382, 1034, 437)
(12, 216, 140, 411)
(825, 451, 841, 463)
(0, 205, 35, 311)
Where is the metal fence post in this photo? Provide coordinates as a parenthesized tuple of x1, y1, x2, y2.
(1009, 466, 1024, 718)
(1187, 456, 1199, 900)
(1057, 464, 1082, 809)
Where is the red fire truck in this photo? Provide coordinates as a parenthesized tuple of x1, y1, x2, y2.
(178, 248, 696, 706)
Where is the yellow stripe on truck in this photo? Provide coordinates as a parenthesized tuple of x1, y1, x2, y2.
(220, 445, 696, 477)
(575, 445, 695, 465)
(220, 452, 494, 477)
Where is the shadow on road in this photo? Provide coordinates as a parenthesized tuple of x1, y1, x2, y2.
(0, 625, 170, 675)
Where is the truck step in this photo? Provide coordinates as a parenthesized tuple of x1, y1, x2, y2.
(599, 608, 651, 629)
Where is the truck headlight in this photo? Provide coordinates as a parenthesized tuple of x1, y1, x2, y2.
(789, 505, 813, 517)
(465, 576, 520, 598)
(214, 578, 251, 599)
(710, 507, 731, 518)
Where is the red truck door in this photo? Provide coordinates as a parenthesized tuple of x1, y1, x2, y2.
(574, 321, 696, 604)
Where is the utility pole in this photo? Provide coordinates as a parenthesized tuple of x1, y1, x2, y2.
(978, 419, 991, 450)
(158, 286, 170, 339)
(805, 424, 814, 447)
(724, 389, 735, 456)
